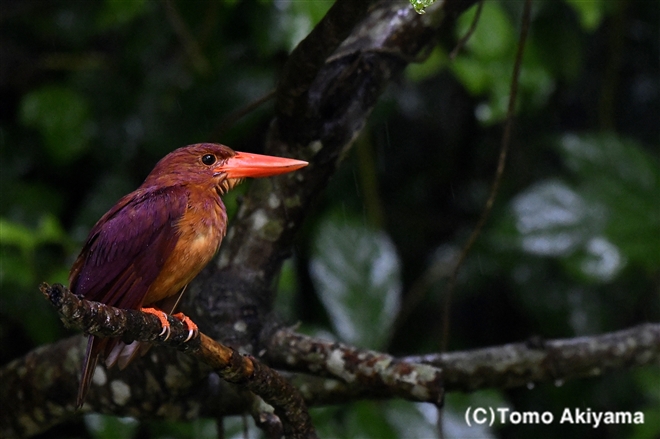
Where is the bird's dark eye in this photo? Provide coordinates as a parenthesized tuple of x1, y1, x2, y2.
(202, 154, 216, 165)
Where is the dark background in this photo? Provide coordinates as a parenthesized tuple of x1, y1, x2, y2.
(1, 1, 658, 438)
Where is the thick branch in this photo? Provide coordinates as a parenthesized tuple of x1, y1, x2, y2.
(409, 323, 660, 392)
(265, 329, 443, 405)
(264, 324, 660, 403)
(275, 0, 375, 128)
(0, 335, 242, 439)
(188, 0, 478, 350)
(32, 284, 317, 439)
(4, 296, 656, 438)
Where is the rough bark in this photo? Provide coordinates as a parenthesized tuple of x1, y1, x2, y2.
(185, 0, 475, 353)
(266, 324, 660, 401)
(33, 284, 317, 439)
(3, 316, 657, 437)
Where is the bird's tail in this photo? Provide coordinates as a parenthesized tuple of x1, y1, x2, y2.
(105, 340, 151, 370)
(76, 335, 106, 409)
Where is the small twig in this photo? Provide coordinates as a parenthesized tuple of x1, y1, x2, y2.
(40, 283, 317, 439)
(441, 0, 533, 352)
(449, 0, 485, 59)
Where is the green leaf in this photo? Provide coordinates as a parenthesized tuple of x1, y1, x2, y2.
(0, 214, 68, 253)
(558, 134, 660, 272)
(47, 266, 70, 287)
(505, 179, 632, 282)
(19, 86, 92, 164)
(0, 214, 69, 290)
(451, 55, 492, 95)
(564, 0, 604, 31)
(310, 217, 401, 350)
(630, 407, 660, 439)
(456, 2, 515, 60)
(0, 217, 38, 254)
(452, 52, 554, 125)
(501, 179, 627, 282)
(450, 2, 556, 124)
(36, 213, 68, 244)
(559, 133, 658, 192)
(495, 134, 659, 282)
(509, 179, 606, 257)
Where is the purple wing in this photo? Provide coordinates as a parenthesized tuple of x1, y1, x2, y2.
(70, 185, 188, 311)
(72, 184, 190, 407)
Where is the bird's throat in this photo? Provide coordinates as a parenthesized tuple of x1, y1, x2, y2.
(215, 177, 243, 197)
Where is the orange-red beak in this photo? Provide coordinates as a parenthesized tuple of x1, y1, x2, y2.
(215, 152, 308, 179)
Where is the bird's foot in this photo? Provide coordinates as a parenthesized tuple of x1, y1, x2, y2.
(141, 307, 172, 340)
(172, 312, 199, 342)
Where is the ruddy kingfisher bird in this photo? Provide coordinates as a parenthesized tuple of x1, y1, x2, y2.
(69, 143, 307, 407)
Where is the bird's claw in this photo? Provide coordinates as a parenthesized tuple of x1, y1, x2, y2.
(159, 324, 171, 340)
(172, 312, 199, 342)
(141, 308, 197, 342)
(184, 329, 194, 342)
(141, 307, 172, 340)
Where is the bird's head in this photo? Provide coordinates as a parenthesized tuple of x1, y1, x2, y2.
(143, 143, 307, 195)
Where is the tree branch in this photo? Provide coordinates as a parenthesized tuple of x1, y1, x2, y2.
(275, 0, 376, 130)
(3, 287, 656, 438)
(187, 0, 479, 352)
(265, 329, 444, 405)
(264, 324, 659, 402)
(30, 283, 317, 439)
(410, 322, 660, 392)
(14, 2, 644, 439)
(0, 335, 237, 439)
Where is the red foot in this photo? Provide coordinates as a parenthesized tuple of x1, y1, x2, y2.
(172, 312, 199, 342)
(141, 307, 172, 340)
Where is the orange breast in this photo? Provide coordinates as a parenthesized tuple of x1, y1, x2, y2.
(142, 189, 227, 305)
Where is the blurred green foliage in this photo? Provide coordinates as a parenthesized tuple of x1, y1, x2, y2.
(564, 0, 605, 31)
(85, 414, 139, 439)
(493, 134, 659, 281)
(19, 85, 93, 164)
(450, 2, 555, 123)
(310, 216, 401, 350)
(0, 0, 658, 438)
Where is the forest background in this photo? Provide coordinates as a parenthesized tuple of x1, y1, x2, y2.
(0, 1, 658, 438)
